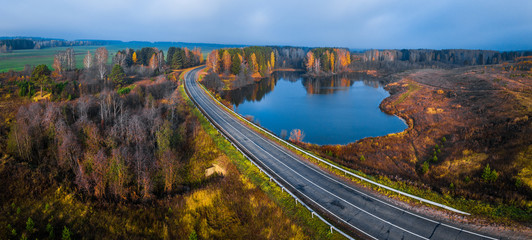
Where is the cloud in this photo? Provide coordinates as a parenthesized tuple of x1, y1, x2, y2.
(1, 0, 530, 50)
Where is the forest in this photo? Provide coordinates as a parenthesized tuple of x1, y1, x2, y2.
(0, 38, 110, 53)
(0, 45, 338, 239)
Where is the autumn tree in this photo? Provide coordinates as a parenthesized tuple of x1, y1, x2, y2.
(250, 53, 258, 73)
(289, 129, 305, 142)
(193, 47, 203, 64)
(222, 50, 232, 74)
(306, 51, 315, 72)
(270, 51, 275, 69)
(207, 50, 219, 73)
(132, 51, 138, 64)
(53, 55, 63, 75)
(149, 53, 158, 70)
(329, 51, 335, 73)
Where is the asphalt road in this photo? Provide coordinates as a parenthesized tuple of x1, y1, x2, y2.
(184, 67, 498, 240)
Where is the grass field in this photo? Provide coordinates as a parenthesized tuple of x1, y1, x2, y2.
(0, 41, 237, 72)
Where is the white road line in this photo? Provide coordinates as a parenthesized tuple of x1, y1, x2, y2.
(196, 92, 495, 239)
(185, 68, 497, 240)
(197, 73, 471, 216)
(188, 73, 421, 239)
(186, 73, 377, 239)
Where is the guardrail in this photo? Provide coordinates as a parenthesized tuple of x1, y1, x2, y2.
(184, 68, 356, 240)
(191, 67, 470, 216)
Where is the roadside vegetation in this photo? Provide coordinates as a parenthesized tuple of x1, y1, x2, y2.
(201, 49, 532, 226)
(0, 47, 333, 239)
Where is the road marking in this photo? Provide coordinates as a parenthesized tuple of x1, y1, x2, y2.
(186, 71, 374, 239)
(185, 68, 498, 240)
(195, 94, 496, 239)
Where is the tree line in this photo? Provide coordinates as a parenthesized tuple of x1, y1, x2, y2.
(205, 46, 353, 78)
(206, 46, 277, 77)
(305, 48, 351, 74)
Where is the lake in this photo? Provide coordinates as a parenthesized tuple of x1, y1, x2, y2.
(222, 72, 407, 145)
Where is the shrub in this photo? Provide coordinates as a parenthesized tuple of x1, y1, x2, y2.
(481, 164, 499, 183)
(421, 161, 429, 174)
(117, 85, 134, 95)
(515, 178, 523, 188)
(47, 223, 54, 239)
(189, 230, 198, 240)
(360, 155, 365, 161)
(26, 217, 34, 232)
(62, 226, 71, 240)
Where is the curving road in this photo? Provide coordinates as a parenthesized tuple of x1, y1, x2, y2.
(184, 67, 498, 240)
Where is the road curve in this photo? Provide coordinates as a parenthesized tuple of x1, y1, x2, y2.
(184, 67, 498, 240)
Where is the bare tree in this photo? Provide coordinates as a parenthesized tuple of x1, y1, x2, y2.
(112, 51, 126, 68)
(84, 51, 93, 69)
(95, 47, 109, 81)
(91, 149, 107, 198)
(53, 48, 76, 74)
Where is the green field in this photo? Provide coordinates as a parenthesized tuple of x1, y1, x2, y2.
(0, 42, 238, 72)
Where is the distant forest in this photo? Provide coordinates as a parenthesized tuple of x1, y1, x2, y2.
(0, 38, 110, 52)
(202, 46, 531, 92)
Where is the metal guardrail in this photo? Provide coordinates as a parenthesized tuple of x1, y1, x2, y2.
(192, 68, 470, 216)
(184, 68, 356, 240)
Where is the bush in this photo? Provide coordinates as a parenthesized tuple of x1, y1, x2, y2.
(62, 226, 71, 240)
(360, 155, 365, 161)
(421, 161, 429, 174)
(26, 217, 34, 232)
(117, 85, 135, 95)
(481, 164, 499, 183)
(46, 223, 54, 239)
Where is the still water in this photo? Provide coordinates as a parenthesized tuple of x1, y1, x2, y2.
(222, 72, 407, 145)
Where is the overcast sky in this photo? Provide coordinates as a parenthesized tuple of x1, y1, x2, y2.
(1, 0, 531, 50)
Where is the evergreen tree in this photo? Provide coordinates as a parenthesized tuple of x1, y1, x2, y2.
(167, 47, 177, 65)
(110, 64, 126, 89)
(231, 54, 241, 75)
(31, 64, 52, 97)
(320, 53, 330, 72)
(172, 50, 183, 69)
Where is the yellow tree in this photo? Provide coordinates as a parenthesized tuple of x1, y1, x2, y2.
(222, 50, 232, 74)
(330, 52, 335, 73)
(270, 51, 275, 69)
(132, 52, 138, 64)
(250, 53, 258, 73)
(149, 53, 157, 70)
(306, 51, 315, 72)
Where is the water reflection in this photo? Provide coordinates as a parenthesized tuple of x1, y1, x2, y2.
(221, 71, 407, 145)
(224, 72, 386, 106)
